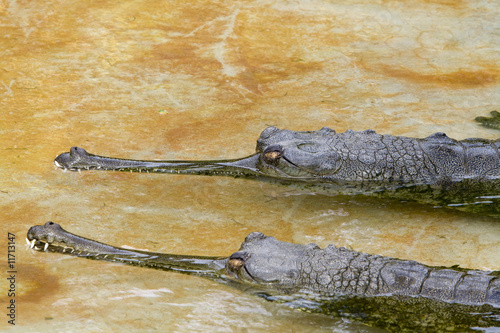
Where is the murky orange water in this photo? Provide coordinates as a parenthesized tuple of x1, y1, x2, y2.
(1, 1, 500, 331)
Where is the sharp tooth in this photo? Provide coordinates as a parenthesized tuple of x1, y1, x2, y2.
(43, 243, 49, 251)
(30, 239, 36, 249)
(26, 238, 31, 246)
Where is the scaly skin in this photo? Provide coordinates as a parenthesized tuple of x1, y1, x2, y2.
(53, 115, 500, 216)
(28, 222, 500, 332)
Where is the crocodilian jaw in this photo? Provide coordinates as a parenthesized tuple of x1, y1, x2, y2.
(26, 237, 49, 251)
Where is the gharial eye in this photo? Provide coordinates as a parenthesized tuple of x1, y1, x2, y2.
(228, 258, 245, 271)
(262, 145, 284, 165)
(227, 251, 249, 273)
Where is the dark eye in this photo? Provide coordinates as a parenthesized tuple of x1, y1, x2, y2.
(262, 145, 284, 165)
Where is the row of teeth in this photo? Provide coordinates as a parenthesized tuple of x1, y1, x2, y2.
(26, 238, 49, 251)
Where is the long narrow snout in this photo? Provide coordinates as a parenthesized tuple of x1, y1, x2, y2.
(27, 221, 228, 277)
(54, 147, 263, 178)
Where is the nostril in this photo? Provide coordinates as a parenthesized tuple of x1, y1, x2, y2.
(70, 146, 88, 156)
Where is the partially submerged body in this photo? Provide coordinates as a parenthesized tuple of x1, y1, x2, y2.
(28, 222, 500, 332)
(54, 112, 500, 216)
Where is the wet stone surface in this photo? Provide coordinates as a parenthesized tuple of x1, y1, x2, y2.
(1, 0, 500, 331)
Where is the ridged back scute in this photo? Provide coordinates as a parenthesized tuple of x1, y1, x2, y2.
(453, 272, 499, 306)
(462, 138, 500, 177)
(418, 133, 467, 179)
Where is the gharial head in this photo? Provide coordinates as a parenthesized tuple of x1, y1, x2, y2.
(53, 127, 341, 178)
(54, 126, 385, 184)
(225, 231, 319, 291)
(253, 126, 341, 178)
(27, 223, 320, 294)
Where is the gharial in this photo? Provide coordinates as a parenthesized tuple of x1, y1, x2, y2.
(54, 111, 500, 216)
(27, 221, 500, 332)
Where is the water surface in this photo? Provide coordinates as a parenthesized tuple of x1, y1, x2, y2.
(1, 0, 500, 331)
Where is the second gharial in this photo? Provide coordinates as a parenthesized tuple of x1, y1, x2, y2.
(28, 221, 500, 332)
